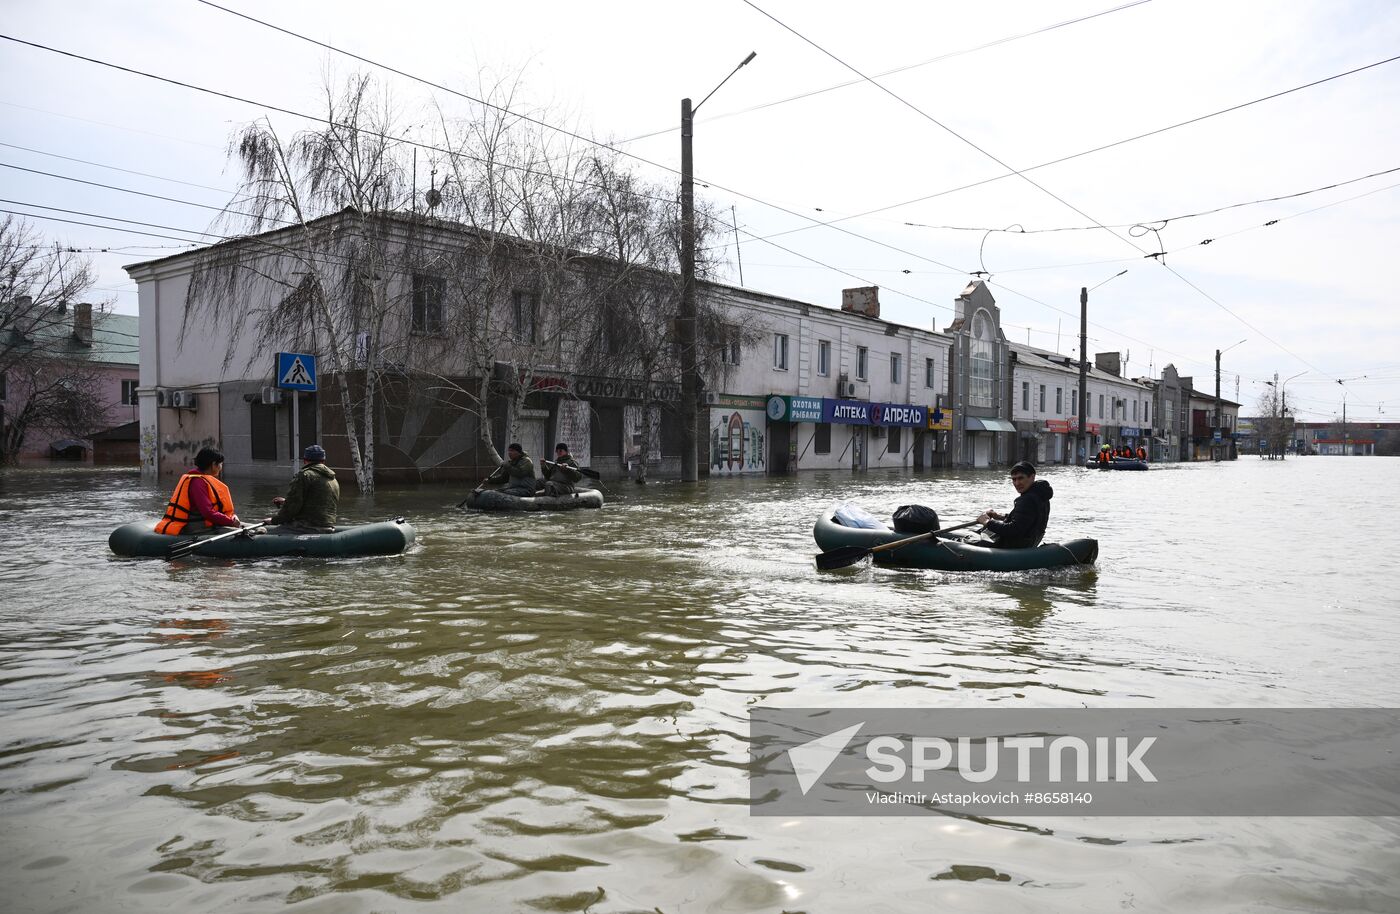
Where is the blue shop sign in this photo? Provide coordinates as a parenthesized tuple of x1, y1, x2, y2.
(1120, 425, 1142, 436)
(824, 399, 871, 425)
(871, 402, 928, 427)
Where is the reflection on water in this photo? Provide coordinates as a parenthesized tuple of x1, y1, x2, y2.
(2, 461, 1400, 911)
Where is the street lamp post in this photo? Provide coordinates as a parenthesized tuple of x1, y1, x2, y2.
(1214, 339, 1246, 461)
(680, 51, 756, 483)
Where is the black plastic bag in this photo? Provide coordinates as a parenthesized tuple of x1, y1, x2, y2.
(892, 504, 940, 534)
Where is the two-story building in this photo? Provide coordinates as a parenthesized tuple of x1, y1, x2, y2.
(1008, 344, 1156, 464)
(708, 285, 952, 474)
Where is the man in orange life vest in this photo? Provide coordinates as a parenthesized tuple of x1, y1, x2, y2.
(155, 446, 243, 535)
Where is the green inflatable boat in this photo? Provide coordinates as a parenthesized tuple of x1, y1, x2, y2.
(460, 488, 604, 512)
(109, 518, 416, 559)
(813, 508, 1097, 572)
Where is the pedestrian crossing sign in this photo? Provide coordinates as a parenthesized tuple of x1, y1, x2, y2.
(276, 352, 318, 391)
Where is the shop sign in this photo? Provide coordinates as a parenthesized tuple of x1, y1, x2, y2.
(870, 402, 928, 427)
(765, 395, 824, 422)
(714, 394, 768, 410)
(824, 399, 872, 425)
(575, 375, 680, 402)
(1044, 419, 1071, 433)
(1121, 425, 1142, 437)
(928, 408, 953, 431)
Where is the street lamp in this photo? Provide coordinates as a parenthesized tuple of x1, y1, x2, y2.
(1077, 269, 1126, 463)
(1213, 338, 1246, 461)
(680, 51, 757, 483)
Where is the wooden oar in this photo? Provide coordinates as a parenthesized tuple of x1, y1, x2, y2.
(166, 522, 266, 560)
(815, 520, 982, 571)
(541, 459, 602, 480)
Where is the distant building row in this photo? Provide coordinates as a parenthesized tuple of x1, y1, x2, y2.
(123, 211, 1241, 481)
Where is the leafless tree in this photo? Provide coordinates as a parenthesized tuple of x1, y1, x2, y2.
(1254, 383, 1287, 460)
(0, 217, 109, 463)
(184, 75, 413, 492)
(568, 150, 759, 481)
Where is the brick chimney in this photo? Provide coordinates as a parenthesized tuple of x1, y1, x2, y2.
(1094, 351, 1121, 377)
(73, 302, 93, 346)
(841, 286, 880, 319)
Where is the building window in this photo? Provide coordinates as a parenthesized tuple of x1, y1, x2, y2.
(1038, 385, 1046, 413)
(1055, 387, 1062, 416)
(1071, 389, 1078, 417)
(513, 290, 537, 343)
(412, 274, 444, 333)
(717, 325, 742, 365)
(925, 357, 935, 388)
(121, 379, 139, 405)
(856, 346, 869, 381)
(1133, 400, 1139, 421)
(1021, 381, 1029, 411)
(814, 423, 831, 454)
(1099, 394, 1104, 418)
(970, 310, 994, 408)
(773, 333, 790, 370)
(1145, 400, 1151, 426)
(890, 353, 902, 385)
(817, 340, 831, 376)
(887, 425, 902, 453)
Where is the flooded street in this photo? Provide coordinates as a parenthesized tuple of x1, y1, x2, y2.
(3, 459, 1399, 912)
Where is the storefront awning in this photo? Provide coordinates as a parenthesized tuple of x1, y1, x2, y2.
(964, 417, 1017, 433)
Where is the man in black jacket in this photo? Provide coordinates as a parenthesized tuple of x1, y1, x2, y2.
(977, 461, 1053, 549)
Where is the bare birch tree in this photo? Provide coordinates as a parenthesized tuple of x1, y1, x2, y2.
(184, 75, 412, 492)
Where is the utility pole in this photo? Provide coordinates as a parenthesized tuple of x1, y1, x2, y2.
(1213, 339, 1246, 461)
(1214, 348, 1222, 462)
(679, 96, 697, 482)
(679, 52, 756, 484)
(1077, 287, 1089, 462)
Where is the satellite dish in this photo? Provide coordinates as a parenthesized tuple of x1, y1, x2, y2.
(424, 187, 442, 209)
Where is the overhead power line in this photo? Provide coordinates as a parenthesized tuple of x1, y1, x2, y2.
(740, 0, 1335, 378)
(614, 0, 1156, 144)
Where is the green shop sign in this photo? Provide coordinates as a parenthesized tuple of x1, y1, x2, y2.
(765, 395, 824, 422)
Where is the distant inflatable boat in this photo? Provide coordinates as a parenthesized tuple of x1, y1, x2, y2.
(460, 488, 604, 512)
(1086, 458, 1149, 470)
(813, 508, 1097, 572)
(109, 518, 416, 558)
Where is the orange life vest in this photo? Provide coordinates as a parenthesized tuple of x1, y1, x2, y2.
(156, 471, 235, 535)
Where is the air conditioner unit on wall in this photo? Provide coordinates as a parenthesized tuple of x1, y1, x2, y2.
(261, 386, 284, 405)
(155, 388, 171, 407)
(703, 391, 720, 406)
(841, 381, 857, 397)
(171, 390, 198, 410)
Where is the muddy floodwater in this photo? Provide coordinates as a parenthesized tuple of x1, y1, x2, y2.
(3, 458, 1398, 912)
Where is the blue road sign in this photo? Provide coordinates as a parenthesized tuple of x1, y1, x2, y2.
(276, 352, 318, 391)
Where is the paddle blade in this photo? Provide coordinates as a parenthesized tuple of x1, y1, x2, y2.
(578, 466, 602, 479)
(815, 545, 873, 571)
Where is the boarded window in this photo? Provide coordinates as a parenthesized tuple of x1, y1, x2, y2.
(813, 423, 831, 454)
(887, 426, 902, 453)
(591, 404, 623, 456)
(660, 408, 684, 456)
(250, 403, 278, 460)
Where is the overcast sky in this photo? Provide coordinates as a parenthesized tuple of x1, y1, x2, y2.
(3, 0, 1398, 421)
